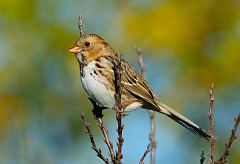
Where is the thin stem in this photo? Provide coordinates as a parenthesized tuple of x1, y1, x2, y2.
(136, 47, 156, 164)
(80, 113, 110, 164)
(200, 150, 205, 164)
(217, 114, 240, 164)
(139, 144, 151, 164)
(78, 15, 85, 37)
(136, 47, 146, 78)
(88, 98, 115, 163)
(149, 112, 156, 164)
(97, 118, 116, 163)
(114, 52, 124, 163)
(208, 83, 215, 164)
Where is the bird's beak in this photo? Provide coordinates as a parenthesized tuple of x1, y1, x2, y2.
(68, 45, 81, 54)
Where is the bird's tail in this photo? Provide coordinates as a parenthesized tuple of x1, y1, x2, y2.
(157, 102, 210, 140)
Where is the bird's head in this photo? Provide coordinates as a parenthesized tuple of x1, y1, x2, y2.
(68, 34, 115, 62)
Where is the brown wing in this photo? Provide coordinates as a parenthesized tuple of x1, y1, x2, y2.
(120, 59, 160, 110)
(96, 55, 161, 111)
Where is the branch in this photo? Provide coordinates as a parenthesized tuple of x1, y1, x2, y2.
(97, 118, 116, 162)
(136, 47, 146, 78)
(136, 47, 156, 164)
(208, 83, 215, 164)
(80, 113, 110, 164)
(78, 15, 85, 37)
(200, 150, 205, 164)
(217, 114, 240, 164)
(139, 144, 151, 164)
(88, 98, 116, 163)
(149, 112, 157, 164)
(114, 52, 124, 163)
(206, 84, 239, 164)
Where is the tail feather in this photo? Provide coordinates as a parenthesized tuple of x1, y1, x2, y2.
(158, 103, 210, 140)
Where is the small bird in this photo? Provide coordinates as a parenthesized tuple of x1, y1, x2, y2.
(68, 34, 210, 140)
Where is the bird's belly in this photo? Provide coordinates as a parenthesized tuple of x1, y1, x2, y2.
(80, 64, 115, 108)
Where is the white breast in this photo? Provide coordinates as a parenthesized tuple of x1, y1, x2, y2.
(80, 61, 115, 108)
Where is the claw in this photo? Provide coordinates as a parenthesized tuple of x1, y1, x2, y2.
(113, 106, 126, 116)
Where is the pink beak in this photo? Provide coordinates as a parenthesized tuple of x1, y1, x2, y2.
(68, 45, 81, 53)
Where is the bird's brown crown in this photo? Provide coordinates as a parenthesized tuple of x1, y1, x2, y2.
(69, 34, 115, 62)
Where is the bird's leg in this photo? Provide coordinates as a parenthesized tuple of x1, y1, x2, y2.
(113, 100, 137, 116)
(113, 105, 126, 116)
(88, 98, 105, 119)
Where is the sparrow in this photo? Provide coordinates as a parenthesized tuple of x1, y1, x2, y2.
(68, 34, 210, 140)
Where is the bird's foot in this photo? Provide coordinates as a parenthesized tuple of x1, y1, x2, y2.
(88, 98, 105, 119)
(113, 105, 126, 117)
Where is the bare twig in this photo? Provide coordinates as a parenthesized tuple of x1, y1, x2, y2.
(149, 112, 157, 164)
(114, 52, 124, 163)
(139, 144, 151, 164)
(136, 47, 146, 78)
(114, 52, 123, 113)
(206, 84, 239, 164)
(88, 98, 116, 162)
(208, 83, 215, 164)
(136, 47, 157, 164)
(217, 114, 240, 164)
(78, 15, 85, 37)
(97, 118, 116, 163)
(200, 150, 205, 164)
(80, 113, 110, 164)
(97, 118, 115, 163)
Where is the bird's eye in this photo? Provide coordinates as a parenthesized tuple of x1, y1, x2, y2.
(85, 42, 90, 47)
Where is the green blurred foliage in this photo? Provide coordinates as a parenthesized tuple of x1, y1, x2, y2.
(0, 0, 239, 163)
(124, 0, 240, 88)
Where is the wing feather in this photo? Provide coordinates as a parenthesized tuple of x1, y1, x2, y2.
(97, 55, 161, 111)
(120, 59, 159, 109)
